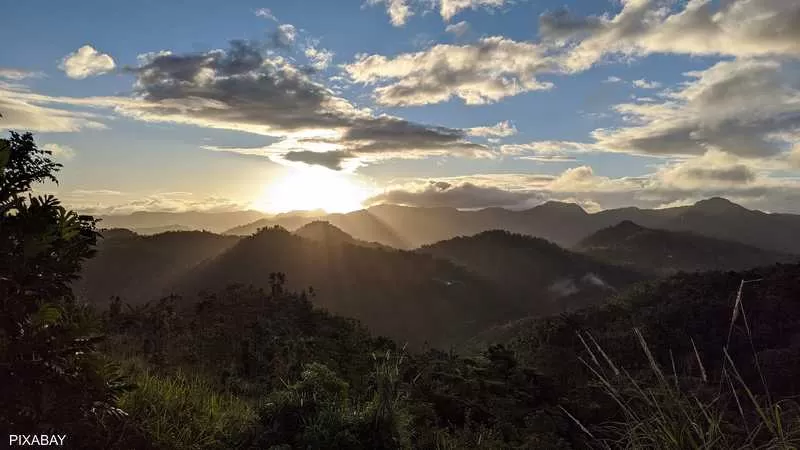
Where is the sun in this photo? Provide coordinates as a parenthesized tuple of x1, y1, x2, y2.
(253, 167, 372, 214)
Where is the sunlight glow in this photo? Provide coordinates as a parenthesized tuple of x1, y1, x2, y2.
(253, 167, 372, 214)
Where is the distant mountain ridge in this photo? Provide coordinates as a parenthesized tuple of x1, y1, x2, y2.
(576, 221, 797, 274)
(168, 226, 523, 347)
(98, 210, 267, 234)
(418, 230, 645, 314)
(224, 198, 800, 255)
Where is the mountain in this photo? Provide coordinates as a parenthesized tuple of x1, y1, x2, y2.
(294, 221, 386, 249)
(168, 227, 526, 347)
(74, 230, 241, 303)
(98, 210, 267, 234)
(474, 263, 800, 398)
(225, 198, 800, 254)
(576, 220, 797, 274)
(418, 230, 645, 314)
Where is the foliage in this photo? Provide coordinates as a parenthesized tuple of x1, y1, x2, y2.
(117, 366, 257, 450)
(0, 131, 127, 443)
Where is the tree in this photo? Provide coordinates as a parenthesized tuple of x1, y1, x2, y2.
(0, 132, 126, 442)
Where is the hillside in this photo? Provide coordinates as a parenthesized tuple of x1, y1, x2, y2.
(293, 220, 386, 249)
(418, 230, 645, 314)
(225, 198, 800, 254)
(473, 263, 800, 398)
(577, 220, 797, 273)
(170, 227, 524, 347)
(74, 230, 241, 303)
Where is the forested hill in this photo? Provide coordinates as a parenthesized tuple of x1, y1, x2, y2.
(169, 226, 525, 347)
(73, 229, 241, 303)
(474, 263, 800, 397)
(419, 230, 645, 314)
(576, 220, 797, 274)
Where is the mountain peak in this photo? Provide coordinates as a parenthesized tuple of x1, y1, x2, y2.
(532, 201, 587, 215)
(692, 197, 747, 214)
(295, 220, 356, 244)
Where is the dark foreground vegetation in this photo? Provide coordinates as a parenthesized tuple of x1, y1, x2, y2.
(3, 132, 800, 448)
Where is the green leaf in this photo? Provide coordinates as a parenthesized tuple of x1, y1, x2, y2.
(31, 303, 63, 328)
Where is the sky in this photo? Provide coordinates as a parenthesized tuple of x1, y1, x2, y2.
(2, 0, 800, 215)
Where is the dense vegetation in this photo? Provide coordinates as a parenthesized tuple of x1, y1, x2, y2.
(5, 131, 800, 448)
(419, 230, 644, 314)
(577, 220, 796, 274)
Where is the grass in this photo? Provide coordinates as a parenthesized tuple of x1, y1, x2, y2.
(565, 279, 800, 449)
(117, 367, 256, 450)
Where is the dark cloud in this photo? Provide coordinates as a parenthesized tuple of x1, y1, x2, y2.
(366, 180, 539, 209)
(539, 7, 604, 41)
(121, 40, 487, 168)
(283, 150, 355, 170)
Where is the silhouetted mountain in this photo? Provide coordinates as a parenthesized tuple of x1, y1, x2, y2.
(75, 230, 241, 303)
(474, 263, 800, 399)
(170, 227, 524, 347)
(577, 221, 797, 274)
(418, 230, 645, 313)
(294, 221, 387, 249)
(224, 198, 800, 254)
(98, 210, 267, 234)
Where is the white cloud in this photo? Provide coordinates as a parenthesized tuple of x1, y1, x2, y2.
(0, 85, 106, 132)
(541, 0, 800, 73)
(445, 21, 471, 37)
(42, 143, 76, 160)
(272, 24, 298, 47)
(59, 45, 116, 79)
(590, 59, 800, 158)
(366, 0, 412, 26)
(467, 120, 517, 138)
(255, 8, 277, 21)
(365, 154, 800, 212)
(632, 78, 661, 89)
(345, 37, 554, 106)
(439, 0, 508, 21)
(304, 45, 334, 70)
(61, 191, 248, 215)
(0, 68, 43, 81)
(603, 76, 623, 83)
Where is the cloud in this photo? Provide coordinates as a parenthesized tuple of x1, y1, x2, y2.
(0, 68, 43, 81)
(363, 148, 800, 212)
(632, 78, 661, 89)
(283, 150, 355, 170)
(42, 143, 76, 160)
(501, 140, 595, 154)
(540, 0, 800, 73)
(467, 120, 517, 138)
(366, 179, 539, 209)
(255, 8, 277, 21)
(439, 0, 508, 21)
(63, 191, 248, 215)
(366, 0, 412, 26)
(0, 85, 106, 132)
(12, 40, 485, 169)
(655, 150, 758, 190)
(445, 21, 471, 37)
(271, 24, 298, 48)
(59, 45, 116, 79)
(603, 76, 623, 83)
(345, 37, 554, 106)
(590, 59, 800, 158)
(304, 45, 334, 70)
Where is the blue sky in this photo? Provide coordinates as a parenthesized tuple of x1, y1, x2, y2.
(2, 0, 799, 214)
